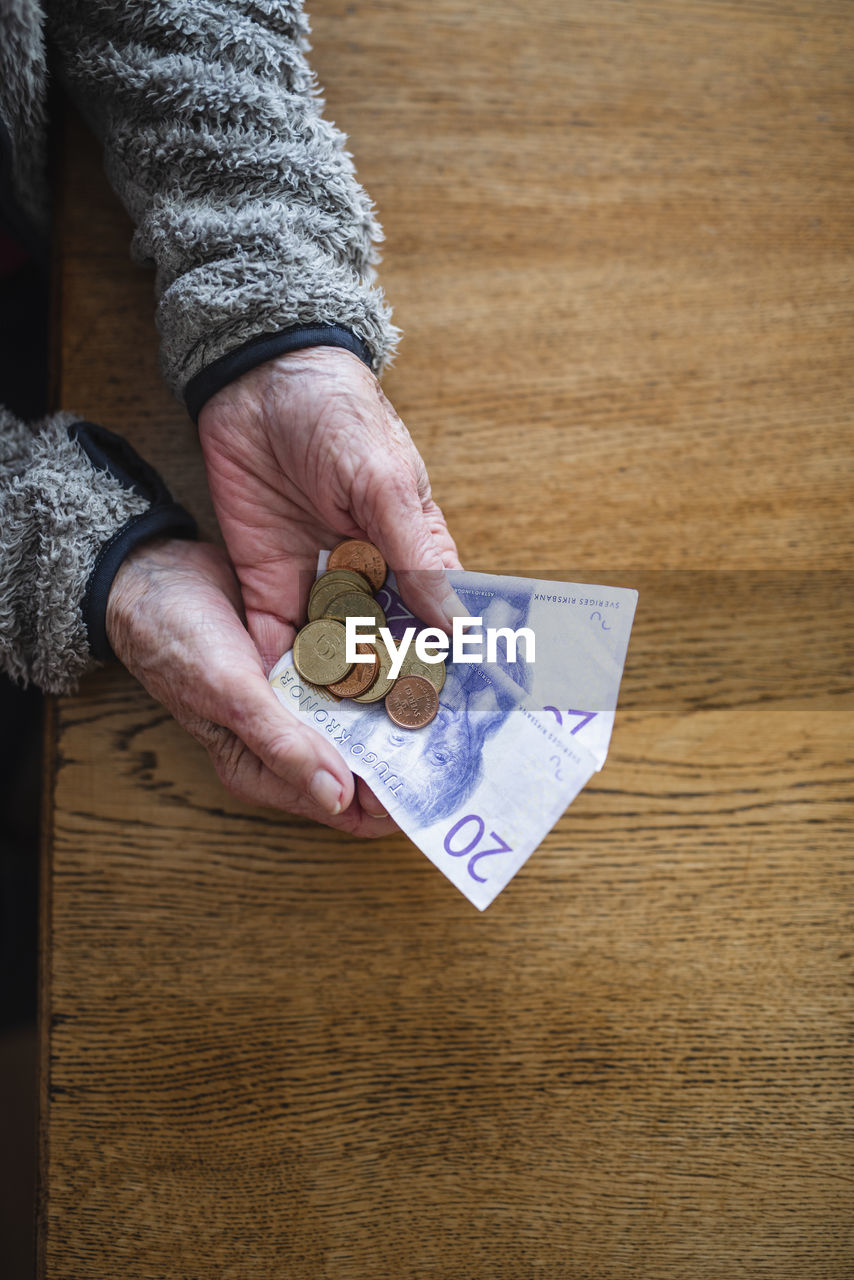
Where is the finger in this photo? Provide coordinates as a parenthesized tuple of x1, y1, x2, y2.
(339, 790, 399, 838)
(357, 776, 389, 818)
(223, 671, 356, 818)
(210, 734, 397, 837)
(361, 474, 467, 632)
(378, 404, 464, 574)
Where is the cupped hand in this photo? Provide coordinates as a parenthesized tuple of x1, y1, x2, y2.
(105, 536, 396, 834)
(196, 346, 464, 672)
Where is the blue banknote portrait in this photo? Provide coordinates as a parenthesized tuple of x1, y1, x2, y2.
(351, 585, 535, 827)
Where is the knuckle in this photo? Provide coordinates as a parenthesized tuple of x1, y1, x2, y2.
(188, 715, 232, 756)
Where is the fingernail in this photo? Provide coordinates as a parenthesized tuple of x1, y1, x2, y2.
(310, 769, 345, 815)
(442, 590, 470, 627)
(363, 797, 387, 818)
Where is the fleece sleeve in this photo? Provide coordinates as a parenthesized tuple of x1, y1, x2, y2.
(45, 0, 401, 418)
(0, 409, 196, 693)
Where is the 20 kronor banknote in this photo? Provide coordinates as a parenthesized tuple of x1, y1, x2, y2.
(270, 568, 638, 910)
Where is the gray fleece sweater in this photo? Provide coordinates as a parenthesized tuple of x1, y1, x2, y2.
(0, 0, 399, 693)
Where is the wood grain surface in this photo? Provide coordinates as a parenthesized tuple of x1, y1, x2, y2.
(39, 2, 853, 1276)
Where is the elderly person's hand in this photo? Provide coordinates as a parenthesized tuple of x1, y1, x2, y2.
(106, 536, 397, 831)
(196, 347, 463, 671)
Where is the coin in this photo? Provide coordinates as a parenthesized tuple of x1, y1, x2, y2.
(353, 636, 397, 702)
(325, 643, 380, 698)
(400, 648, 447, 693)
(293, 619, 352, 685)
(328, 539, 387, 591)
(385, 675, 440, 729)
(307, 576, 363, 622)
(310, 568, 373, 600)
(323, 591, 387, 629)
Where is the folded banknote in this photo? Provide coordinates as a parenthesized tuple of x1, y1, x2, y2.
(270, 570, 637, 909)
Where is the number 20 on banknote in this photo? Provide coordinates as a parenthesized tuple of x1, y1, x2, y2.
(443, 814, 512, 884)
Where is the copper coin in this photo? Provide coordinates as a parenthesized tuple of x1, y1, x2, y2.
(328, 539, 387, 591)
(400, 647, 447, 693)
(384, 675, 440, 730)
(325, 643, 380, 698)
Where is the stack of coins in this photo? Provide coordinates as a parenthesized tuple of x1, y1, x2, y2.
(292, 539, 443, 729)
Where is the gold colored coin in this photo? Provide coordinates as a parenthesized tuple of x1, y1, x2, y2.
(323, 591, 387, 629)
(325, 643, 380, 698)
(385, 675, 440, 729)
(400, 648, 447, 693)
(310, 568, 373, 601)
(328, 539, 387, 591)
(293, 619, 351, 685)
(307, 578, 357, 622)
(353, 636, 396, 703)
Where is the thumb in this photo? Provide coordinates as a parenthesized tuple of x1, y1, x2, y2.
(224, 671, 355, 818)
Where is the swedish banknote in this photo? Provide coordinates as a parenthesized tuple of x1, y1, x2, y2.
(270, 571, 637, 909)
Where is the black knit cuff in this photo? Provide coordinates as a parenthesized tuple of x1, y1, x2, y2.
(183, 324, 375, 423)
(70, 421, 198, 662)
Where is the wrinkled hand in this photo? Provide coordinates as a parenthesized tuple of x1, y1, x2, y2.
(197, 347, 463, 671)
(106, 537, 396, 834)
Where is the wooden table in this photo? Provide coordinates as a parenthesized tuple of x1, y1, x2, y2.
(39, 2, 853, 1275)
